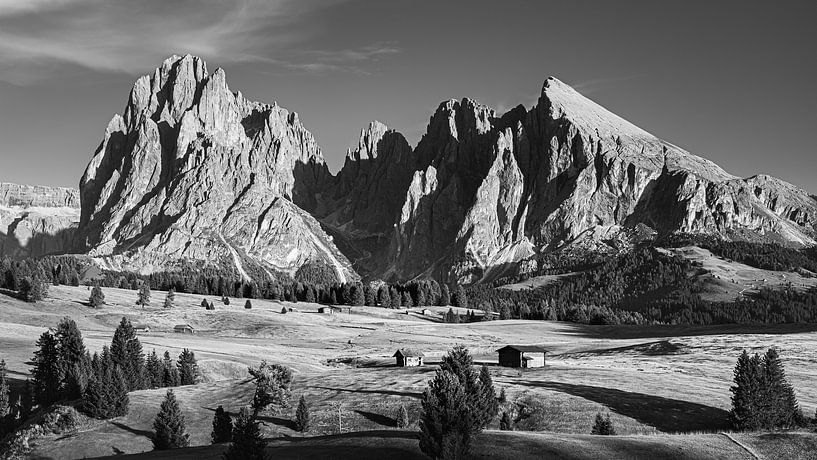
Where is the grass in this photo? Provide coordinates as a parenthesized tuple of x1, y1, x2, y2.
(1, 284, 817, 458)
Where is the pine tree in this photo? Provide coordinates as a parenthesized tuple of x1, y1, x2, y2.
(81, 375, 107, 418)
(111, 317, 145, 391)
(377, 285, 390, 308)
(162, 351, 180, 387)
(152, 389, 189, 450)
(109, 366, 130, 417)
(477, 365, 499, 425)
(500, 411, 513, 431)
(389, 287, 401, 309)
(364, 285, 375, 306)
(137, 283, 151, 308)
(498, 386, 507, 404)
(245, 299, 252, 309)
(440, 285, 451, 306)
(224, 407, 267, 460)
(304, 286, 316, 303)
(89, 284, 105, 308)
(201, 299, 209, 309)
(295, 395, 310, 432)
(177, 349, 199, 386)
(396, 404, 409, 428)
(730, 350, 764, 430)
(0, 360, 10, 419)
(351, 284, 365, 306)
(249, 361, 292, 416)
(591, 412, 615, 435)
(761, 347, 801, 428)
(419, 370, 473, 459)
(32, 330, 62, 407)
(146, 350, 163, 389)
(453, 286, 468, 310)
(401, 291, 412, 308)
(211, 405, 233, 443)
(164, 289, 175, 308)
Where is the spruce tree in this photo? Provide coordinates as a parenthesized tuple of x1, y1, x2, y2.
(454, 286, 468, 310)
(364, 286, 375, 306)
(201, 298, 210, 309)
(500, 411, 513, 431)
(249, 361, 292, 416)
(137, 283, 151, 308)
(89, 284, 105, 308)
(152, 389, 189, 450)
(295, 395, 310, 432)
(211, 405, 233, 443)
(377, 285, 390, 307)
(761, 347, 801, 428)
(164, 289, 175, 308)
(351, 284, 365, 306)
(389, 287, 401, 309)
(0, 360, 10, 419)
(591, 412, 615, 435)
(730, 350, 764, 430)
(440, 285, 451, 306)
(109, 366, 130, 417)
(111, 317, 145, 391)
(396, 404, 409, 428)
(477, 365, 499, 425)
(32, 330, 62, 406)
(245, 299, 252, 309)
(401, 291, 412, 308)
(177, 349, 199, 386)
(224, 407, 267, 460)
(419, 370, 473, 459)
(162, 351, 180, 387)
(146, 350, 163, 389)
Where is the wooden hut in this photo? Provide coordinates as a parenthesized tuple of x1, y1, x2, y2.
(173, 324, 195, 334)
(393, 349, 425, 367)
(496, 345, 548, 368)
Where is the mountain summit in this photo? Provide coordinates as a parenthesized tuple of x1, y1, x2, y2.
(70, 56, 816, 283)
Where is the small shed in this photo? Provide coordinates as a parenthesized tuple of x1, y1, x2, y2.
(393, 349, 424, 367)
(421, 309, 434, 316)
(133, 324, 150, 333)
(496, 345, 548, 368)
(318, 306, 334, 315)
(173, 324, 195, 334)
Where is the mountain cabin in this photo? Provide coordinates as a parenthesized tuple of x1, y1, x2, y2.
(173, 324, 195, 334)
(496, 345, 548, 368)
(393, 349, 424, 367)
(133, 324, 150, 333)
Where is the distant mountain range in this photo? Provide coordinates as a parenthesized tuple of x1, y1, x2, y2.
(2, 55, 815, 283)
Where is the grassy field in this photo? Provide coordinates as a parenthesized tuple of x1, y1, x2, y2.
(1, 284, 816, 459)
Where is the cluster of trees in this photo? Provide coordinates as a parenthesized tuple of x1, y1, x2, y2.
(662, 234, 817, 273)
(20, 317, 199, 423)
(730, 348, 804, 430)
(419, 346, 499, 459)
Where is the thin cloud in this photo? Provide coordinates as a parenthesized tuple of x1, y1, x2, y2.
(0, 0, 398, 84)
(570, 75, 644, 94)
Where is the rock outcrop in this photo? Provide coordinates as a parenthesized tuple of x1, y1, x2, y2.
(328, 77, 817, 283)
(0, 183, 80, 258)
(77, 55, 354, 280)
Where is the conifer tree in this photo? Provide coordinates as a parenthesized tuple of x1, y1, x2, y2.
(440, 285, 451, 306)
(201, 298, 209, 309)
(111, 317, 145, 391)
(304, 286, 316, 303)
(396, 404, 409, 428)
(377, 285, 390, 308)
(364, 285, 375, 306)
(351, 284, 365, 306)
(591, 412, 615, 435)
(401, 291, 413, 308)
(419, 370, 472, 459)
(211, 405, 233, 443)
(249, 361, 292, 416)
(89, 284, 105, 308)
(500, 411, 513, 431)
(145, 350, 162, 388)
(761, 347, 801, 428)
(137, 283, 151, 308)
(162, 351, 180, 387)
(389, 287, 401, 309)
(478, 365, 499, 425)
(454, 286, 468, 310)
(730, 350, 764, 430)
(32, 330, 62, 406)
(152, 389, 189, 450)
(245, 299, 252, 309)
(177, 349, 199, 386)
(164, 289, 175, 308)
(295, 395, 310, 432)
(224, 407, 267, 460)
(0, 360, 10, 419)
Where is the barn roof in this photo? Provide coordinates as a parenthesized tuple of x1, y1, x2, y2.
(393, 349, 425, 357)
(497, 345, 548, 353)
(173, 324, 194, 329)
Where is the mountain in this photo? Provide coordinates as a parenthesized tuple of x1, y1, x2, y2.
(328, 77, 817, 283)
(76, 55, 355, 281)
(0, 183, 80, 258)
(73, 55, 816, 284)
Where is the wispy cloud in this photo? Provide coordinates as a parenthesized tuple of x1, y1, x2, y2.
(0, 0, 399, 84)
(570, 75, 644, 94)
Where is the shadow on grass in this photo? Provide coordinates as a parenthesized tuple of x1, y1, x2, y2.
(110, 421, 153, 439)
(355, 410, 396, 427)
(519, 380, 730, 433)
(558, 322, 817, 341)
(257, 414, 296, 430)
(310, 386, 422, 399)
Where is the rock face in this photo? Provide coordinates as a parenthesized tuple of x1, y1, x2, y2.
(0, 183, 80, 258)
(73, 55, 816, 284)
(327, 77, 817, 283)
(77, 55, 354, 280)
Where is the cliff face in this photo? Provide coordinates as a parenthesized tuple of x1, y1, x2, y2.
(327, 77, 817, 283)
(0, 183, 80, 258)
(76, 55, 354, 280)
(72, 55, 816, 284)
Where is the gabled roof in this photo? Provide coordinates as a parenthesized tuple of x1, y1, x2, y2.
(173, 324, 194, 329)
(393, 349, 425, 358)
(496, 345, 548, 353)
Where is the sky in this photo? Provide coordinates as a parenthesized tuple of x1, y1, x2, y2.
(0, 0, 815, 193)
